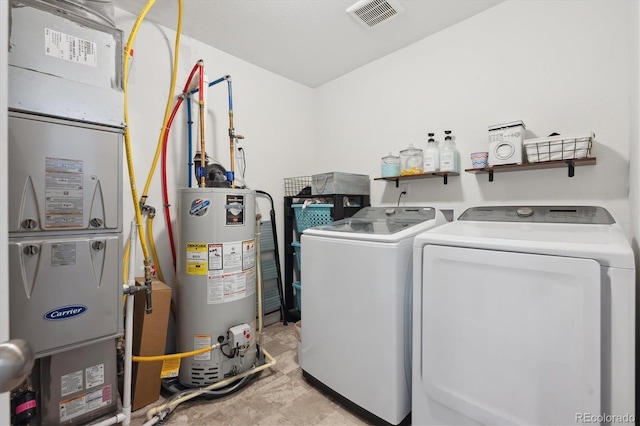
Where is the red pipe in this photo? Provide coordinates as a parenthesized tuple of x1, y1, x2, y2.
(161, 62, 201, 269)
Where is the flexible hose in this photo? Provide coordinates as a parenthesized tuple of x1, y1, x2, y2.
(133, 344, 220, 362)
(145, 349, 276, 422)
(140, 0, 183, 204)
(122, 0, 182, 285)
(123, 0, 155, 267)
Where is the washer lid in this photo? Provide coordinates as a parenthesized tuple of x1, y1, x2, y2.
(459, 205, 615, 224)
(414, 207, 633, 269)
(304, 207, 446, 242)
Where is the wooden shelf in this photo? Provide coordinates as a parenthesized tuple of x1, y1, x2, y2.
(465, 157, 596, 182)
(374, 171, 459, 186)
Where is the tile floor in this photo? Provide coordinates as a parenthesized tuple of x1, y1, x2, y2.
(129, 321, 370, 426)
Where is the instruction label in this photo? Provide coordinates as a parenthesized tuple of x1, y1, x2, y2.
(61, 370, 83, 397)
(86, 385, 111, 411)
(161, 359, 181, 378)
(222, 241, 242, 273)
(207, 268, 256, 305)
(208, 243, 223, 270)
(225, 195, 245, 225)
(193, 335, 211, 361)
(45, 28, 97, 67)
(51, 242, 77, 267)
(59, 394, 86, 422)
(85, 363, 104, 389)
(186, 243, 208, 275)
(205, 239, 256, 304)
(45, 157, 84, 228)
(59, 385, 111, 423)
(242, 240, 256, 270)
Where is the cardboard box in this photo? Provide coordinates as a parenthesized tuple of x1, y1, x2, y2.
(131, 278, 172, 411)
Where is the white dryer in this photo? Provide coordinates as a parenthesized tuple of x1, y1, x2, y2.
(412, 206, 635, 425)
(300, 206, 446, 425)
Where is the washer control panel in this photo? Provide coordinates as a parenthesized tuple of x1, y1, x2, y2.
(353, 207, 436, 221)
(458, 206, 615, 224)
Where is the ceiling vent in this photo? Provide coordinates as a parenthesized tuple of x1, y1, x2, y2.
(346, 0, 404, 29)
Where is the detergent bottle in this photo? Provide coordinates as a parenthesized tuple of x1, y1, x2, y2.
(423, 132, 440, 173)
(439, 130, 460, 173)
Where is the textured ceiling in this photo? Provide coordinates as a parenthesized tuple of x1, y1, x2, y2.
(115, 0, 504, 88)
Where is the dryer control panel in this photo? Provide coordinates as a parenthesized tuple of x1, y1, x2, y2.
(458, 205, 615, 224)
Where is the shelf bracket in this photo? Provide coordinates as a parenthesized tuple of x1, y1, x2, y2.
(566, 160, 575, 177)
(442, 174, 448, 185)
(394, 178, 399, 188)
(488, 170, 494, 182)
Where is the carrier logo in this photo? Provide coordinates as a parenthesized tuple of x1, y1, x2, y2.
(44, 305, 87, 321)
(190, 198, 211, 216)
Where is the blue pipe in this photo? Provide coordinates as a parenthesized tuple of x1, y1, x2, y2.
(186, 75, 234, 186)
(189, 75, 227, 95)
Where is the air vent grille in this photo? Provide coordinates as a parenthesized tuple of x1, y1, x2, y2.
(347, 0, 403, 28)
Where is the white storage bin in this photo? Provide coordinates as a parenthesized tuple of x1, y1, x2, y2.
(311, 172, 370, 195)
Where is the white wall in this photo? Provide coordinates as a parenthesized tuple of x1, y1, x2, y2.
(0, 1, 10, 423)
(115, 8, 315, 284)
(630, 3, 640, 256)
(316, 0, 634, 229)
(117, 0, 637, 285)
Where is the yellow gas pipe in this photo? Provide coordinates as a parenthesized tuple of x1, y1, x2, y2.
(123, 0, 156, 291)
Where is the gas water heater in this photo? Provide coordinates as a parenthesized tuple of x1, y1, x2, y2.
(177, 188, 258, 386)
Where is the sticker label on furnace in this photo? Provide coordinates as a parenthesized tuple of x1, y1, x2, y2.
(45, 157, 84, 228)
(45, 28, 97, 67)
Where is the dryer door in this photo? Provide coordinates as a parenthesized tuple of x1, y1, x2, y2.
(420, 245, 601, 424)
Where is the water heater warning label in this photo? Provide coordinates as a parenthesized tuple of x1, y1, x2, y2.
(193, 335, 211, 361)
(186, 243, 208, 275)
(207, 271, 255, 305)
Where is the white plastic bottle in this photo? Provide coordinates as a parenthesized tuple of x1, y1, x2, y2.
(440, 130, 460, 173)
(423, 132, 440, 172)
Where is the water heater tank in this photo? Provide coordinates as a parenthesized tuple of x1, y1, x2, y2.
(177, 188, 258, 386)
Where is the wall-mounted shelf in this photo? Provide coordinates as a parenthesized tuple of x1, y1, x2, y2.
(374, 172, 459, 186)
(465, 157, 596, 182)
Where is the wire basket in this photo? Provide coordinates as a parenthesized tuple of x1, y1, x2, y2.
(292, 204, 333, 233)
(524, 132, 594, 163)
(284, 176, 312, 197)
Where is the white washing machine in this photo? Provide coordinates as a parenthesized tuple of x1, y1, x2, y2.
(299, 206, 446, 425)
(412, 205, 635, 425)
